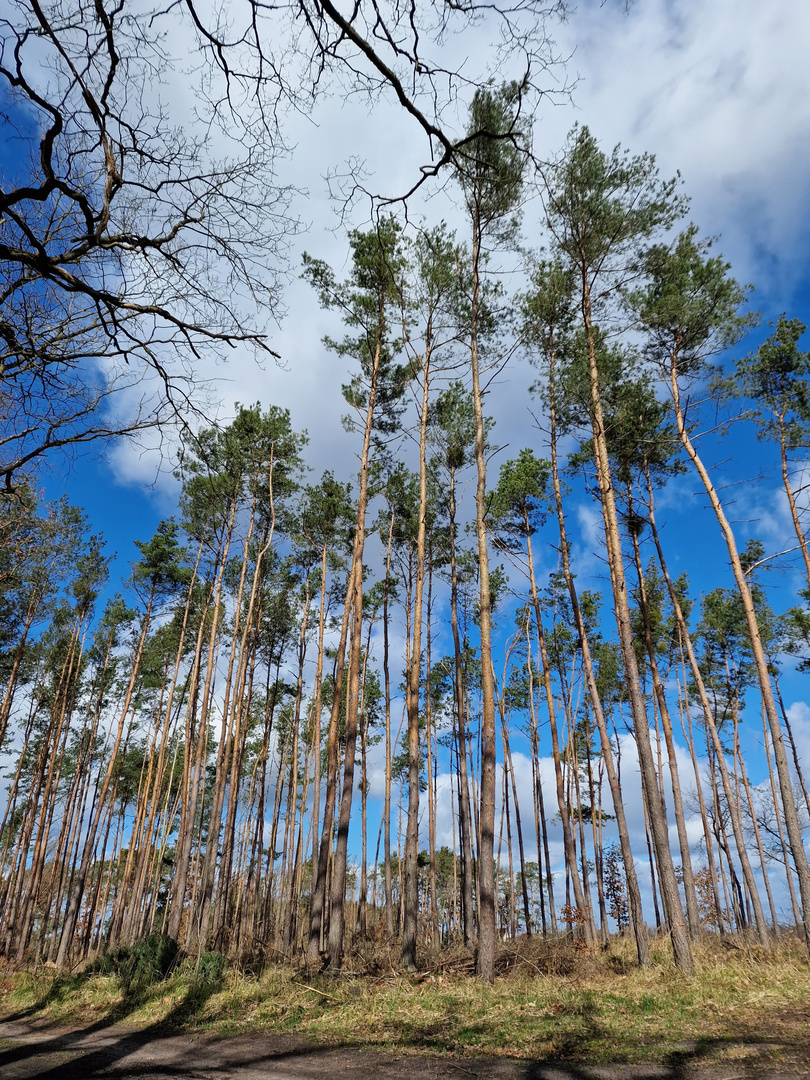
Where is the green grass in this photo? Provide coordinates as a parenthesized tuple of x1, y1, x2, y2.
(1, 935, 808, 1067)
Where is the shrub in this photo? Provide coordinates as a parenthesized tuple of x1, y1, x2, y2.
(92, 934, 181, 990)
(196, 951, 226, 984)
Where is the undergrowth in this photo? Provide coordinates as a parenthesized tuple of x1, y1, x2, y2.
(1, 934, 808, 1065)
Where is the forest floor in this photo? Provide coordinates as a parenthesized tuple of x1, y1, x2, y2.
(1, 937, 809, 1077)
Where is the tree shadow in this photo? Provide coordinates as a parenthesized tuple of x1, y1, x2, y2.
(398, 994, 795, 1080)
(0, 973, 224, 1077)
(2, 969, 101, 1025)
(0, 977, 803, 1080)
(523, 1034, 791, 1079)
(0, 995, 362, 1080)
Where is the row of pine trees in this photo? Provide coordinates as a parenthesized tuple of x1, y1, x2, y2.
(2, 107, 810, 981)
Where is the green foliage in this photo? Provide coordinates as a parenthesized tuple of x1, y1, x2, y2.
(779, 591, 810, 671)
(547, 124, 687, 301)
(630, 559, 675, 669)
(303, 217, 410, 439)
(489, 448, 551, 544)
(591, 638, 625, 709)
(195, 950, 226, 983)
(570, 375, 684, 489)
(454, 81, 530, 241)
(90, 594, 138, 661)
(603, 843, 629, 932)
(428, 381, 482, 473)
(522, 258, 577, 360)
(409, 223, 467, 348)
(71, 534, 110, 617)
(694, 584, 760, 724)
(735, 315, 810, 447)
(551, 329, 635, 438)
(0, 491, 101, 679)
(178, 404, 307, 544)
(93, 934, 180, 990)
(628, 226, 756, 378)
(132, 519, 191, 605)
(297, 471, 354, 561)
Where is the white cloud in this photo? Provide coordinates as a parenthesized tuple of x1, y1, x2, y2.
(550, 0, 810, 295)
(100, 0, 810, 496)
(784, 700, 810, 786)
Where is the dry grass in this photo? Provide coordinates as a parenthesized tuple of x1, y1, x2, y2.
(2, 934, 809, 1066)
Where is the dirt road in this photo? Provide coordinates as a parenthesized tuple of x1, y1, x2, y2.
(0, 1018, 803, 1080)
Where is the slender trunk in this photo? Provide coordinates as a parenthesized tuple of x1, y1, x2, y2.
(640, 777, 662, 930)
(466, 219, 498, 981)
(771, 669, 810, 821)
(502, 706, 531, 936)
(194, 487, 261, 947)
(676, 663, 725, 933)
(215, 468, 280, 945)
(306, 566, 353, 967)
(643, 463, 770, 946)
(669, 359, 810, 955)
(356, 616, 374, 941)
(524, 616, 554, 933)
(447, 465, 475, 945)
(779, 420, 810, 590)
(627, 482, 700, 938)
(327, 331, 383, 970)
(585, 724, 608, 943)
(545, 348, 642, 957)
(737, 742, 779, 932)
(308, 540, 329, 916)
(425, 562, 439, 945)
(403, 336, 433, 968)
(762, 705, 803, 934)
(169, 501, 237, 942)
(579, 279, 692, 971)
(9, 615, 84, 958)
(382, 506, 395, 936)
(55, 596, 154, 967)
(278, 586, 310, 952)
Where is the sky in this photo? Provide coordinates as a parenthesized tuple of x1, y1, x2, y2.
(34, 0, 809, 580)
(88, 0, 810, 509)
(6, 0, 810, 923)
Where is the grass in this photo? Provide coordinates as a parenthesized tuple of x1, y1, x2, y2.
(1, 935, 808, 1067)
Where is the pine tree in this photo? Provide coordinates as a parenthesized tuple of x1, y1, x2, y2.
(453, 82, 529, 982)
(544, 125, 694, 972)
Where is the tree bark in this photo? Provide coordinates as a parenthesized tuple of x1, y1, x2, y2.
(579, 276, 693, 972)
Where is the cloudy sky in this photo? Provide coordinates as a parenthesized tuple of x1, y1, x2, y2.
(30, 0, 810, 921)
(94, 0, 810, 498)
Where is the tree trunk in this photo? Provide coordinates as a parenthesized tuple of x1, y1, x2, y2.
(579, 276, 693, 972)
(627, 484, 700, 939)
(56, 595, 155, 967)
(668, 358, 810, 955)
(643, 460, 771, 947)
(447, 464, 476, 946)
(306, 564, 353, 968)
(544, 348, 643, 958)
(326, 318, 384, 970)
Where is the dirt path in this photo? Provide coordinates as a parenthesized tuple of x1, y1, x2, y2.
(0, 1019, 804, 1080)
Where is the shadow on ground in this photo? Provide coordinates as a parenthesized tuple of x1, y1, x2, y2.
(0, 973, 227, 1078)
(0, 983, 804, 1079)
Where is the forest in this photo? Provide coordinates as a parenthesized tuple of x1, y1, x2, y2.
(1, 1, 809, 1007)
(2, 104, 810, 987)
